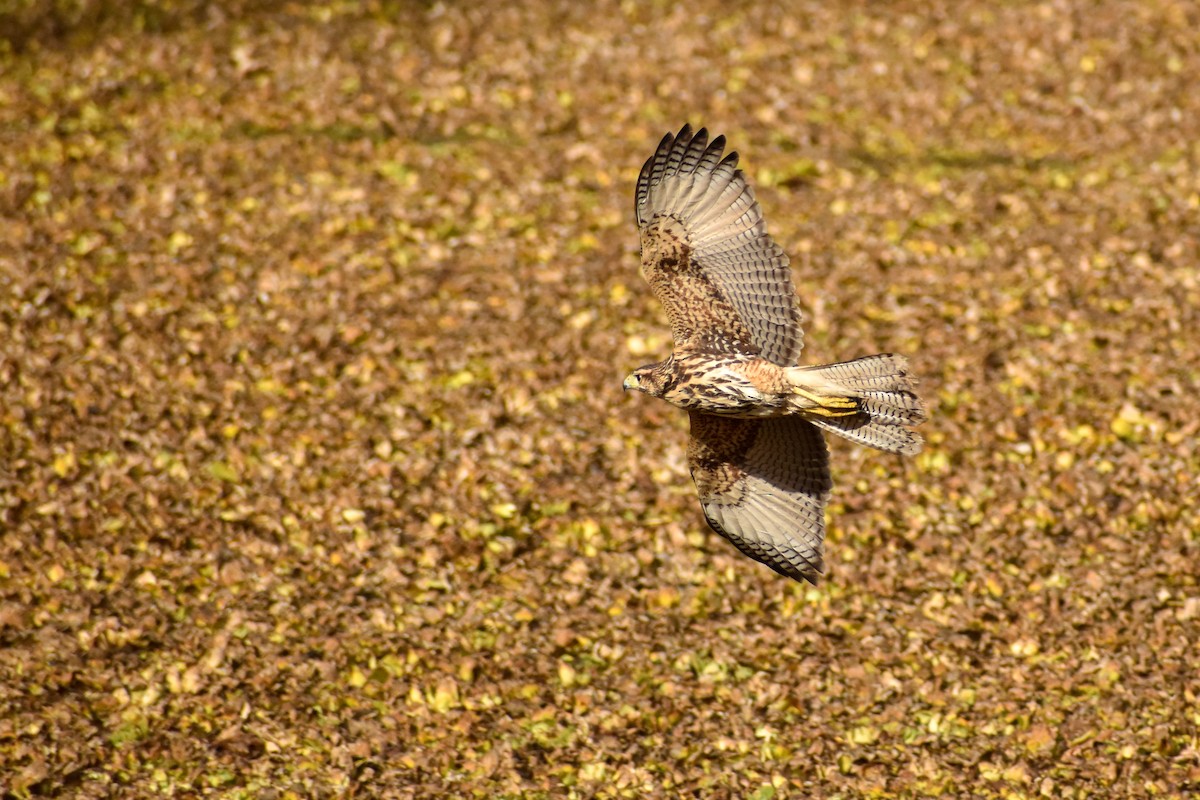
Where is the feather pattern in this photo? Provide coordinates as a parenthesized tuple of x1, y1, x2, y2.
(688, 413, 832, 584)
(635, 124, 804, 366)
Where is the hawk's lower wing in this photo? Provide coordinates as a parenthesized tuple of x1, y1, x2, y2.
(687, 413, 832, 584)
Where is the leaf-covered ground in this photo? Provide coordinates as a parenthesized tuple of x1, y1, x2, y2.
(2, 1, 1198, 797)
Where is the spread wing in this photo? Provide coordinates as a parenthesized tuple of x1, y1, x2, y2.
(687, 412, 832, 584)
(635, 124, 804, 365)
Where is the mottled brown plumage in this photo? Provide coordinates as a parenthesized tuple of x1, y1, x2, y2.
(624, 124, 926, 584)
(688, 413, 831, 581)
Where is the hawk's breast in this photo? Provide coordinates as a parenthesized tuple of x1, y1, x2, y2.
(660, 354, 787, 418)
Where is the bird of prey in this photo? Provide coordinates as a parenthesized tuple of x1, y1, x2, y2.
(623, 124, 926, 584)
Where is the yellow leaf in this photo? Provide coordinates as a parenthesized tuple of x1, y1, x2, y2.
(848, 725, 879, 745)
(430, 678, 459, 713)
(206, 461, 239, 483)
(1002, 763, 1030, 784)
(167, 230, 193, 254)
(52, 450, 76, 478)
(347, 666, 368, 688)
(490, 503, 517, 520)
(558, 661, 577, 687)
(1023, 724, 1056, 757)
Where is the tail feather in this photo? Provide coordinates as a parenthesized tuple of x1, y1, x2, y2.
(787, 354, 926, 455)
(808, 413, 924, 456)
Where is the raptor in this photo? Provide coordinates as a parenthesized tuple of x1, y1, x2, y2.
(624, 124, 926, 584)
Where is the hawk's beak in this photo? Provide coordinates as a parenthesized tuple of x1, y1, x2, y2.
(622, 374, 638, 392)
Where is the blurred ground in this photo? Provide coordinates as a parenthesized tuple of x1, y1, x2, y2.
(2, 1, 1198, 797)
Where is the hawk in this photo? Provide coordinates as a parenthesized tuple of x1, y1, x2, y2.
(623, 124, 926, 584)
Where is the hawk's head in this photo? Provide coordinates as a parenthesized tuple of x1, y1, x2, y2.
(623, 360, 674, 397)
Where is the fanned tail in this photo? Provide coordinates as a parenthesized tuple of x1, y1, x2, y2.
(786, 354, 926, 456)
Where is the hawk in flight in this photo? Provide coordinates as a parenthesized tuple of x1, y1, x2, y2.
(624, 125, 926, 584)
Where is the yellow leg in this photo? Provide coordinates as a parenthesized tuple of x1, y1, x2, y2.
(793, 387, 860, 417)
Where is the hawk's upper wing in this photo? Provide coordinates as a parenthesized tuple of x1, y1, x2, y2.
(688, 412, 832, 584)
(635, 125, 804, 365)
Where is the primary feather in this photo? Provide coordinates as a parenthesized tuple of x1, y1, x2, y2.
(635, 124, 804, 367)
